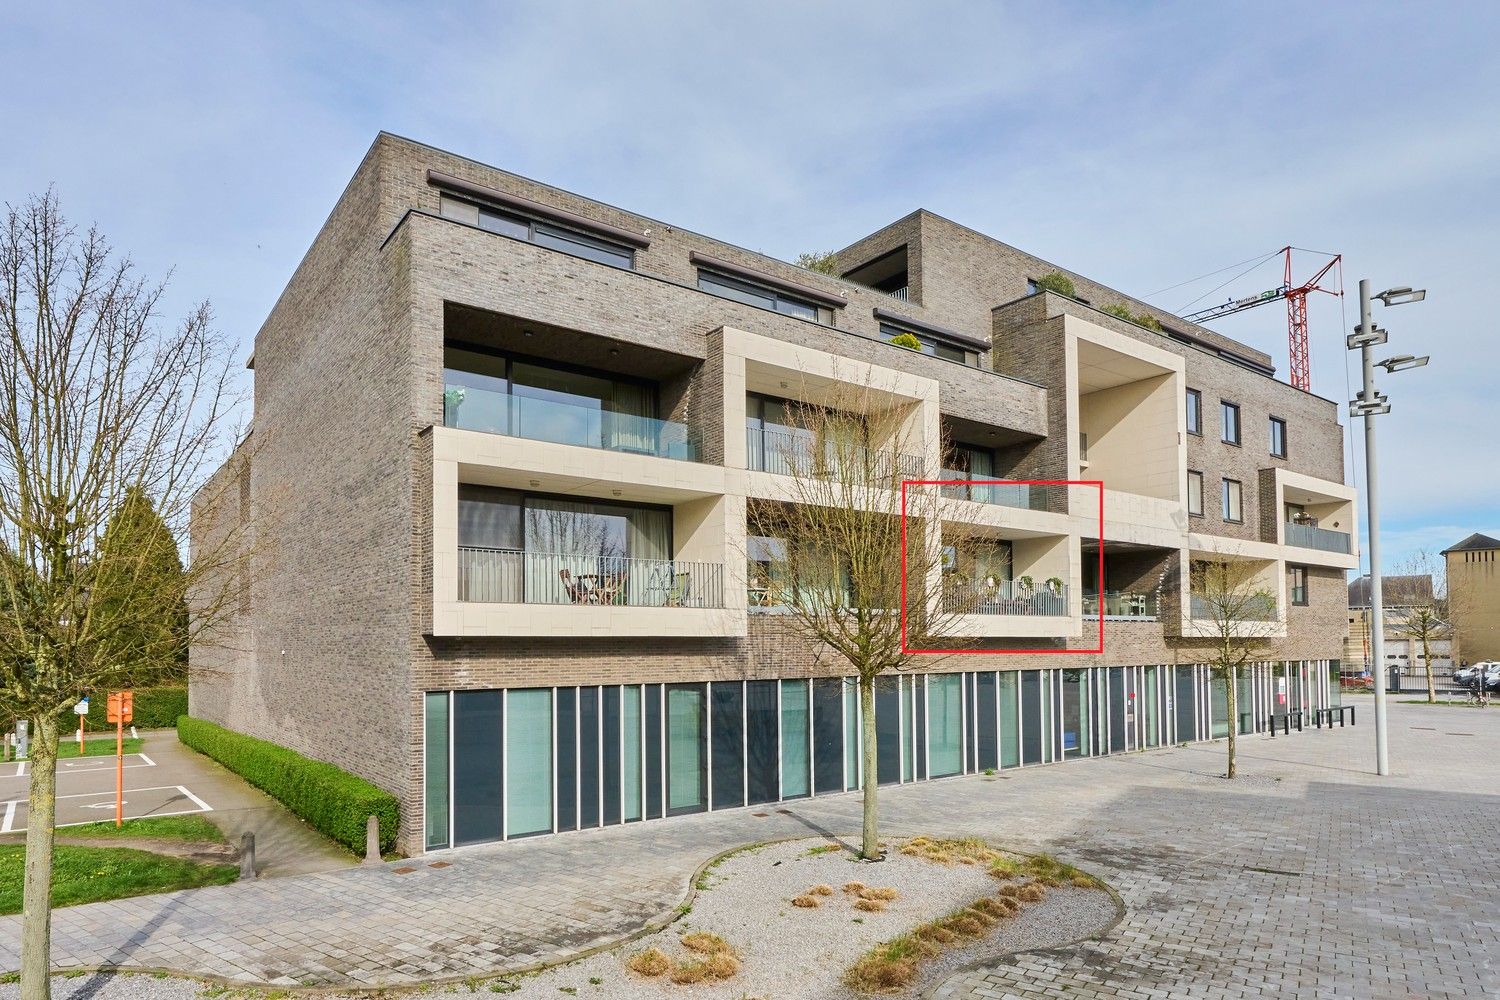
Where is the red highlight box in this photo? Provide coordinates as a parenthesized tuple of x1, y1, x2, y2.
(900, 479, 1105, 655)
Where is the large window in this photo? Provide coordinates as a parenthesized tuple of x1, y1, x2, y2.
(780, 680, 810, 799)
(1290, 565, 1309, 606)
(666, 685, 706, 815)
(1187, 470, 1204, 517)
(439, 194, 634, 269)
(879, 322, 978, 367)
(506, 689, 553, 838)
(1186, 388, 1202, 435)
(1060, 669, 1089, 757)
(1221, 400, 1241, 445)
(1222, 478, 1243, 522)
(928, 674, 963, 777)
(999, 671, 1019, 768)
(698, 269, 831, 323)
(1269, 416, 1287, 458)
(424, 692, 450, 850)
(622, 686, 643, 822)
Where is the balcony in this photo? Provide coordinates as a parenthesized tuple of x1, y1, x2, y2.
(458, 548, 726, 609)
(745, 426, 925, 481)
(1189, 594, 1277, 621)
(1084, 591, 1158, 619)
(444, 381, 699, 461)
(1285, 520, 1351, 555)
(938, 470, 1048, 511)
(943, 578, 1068, 617)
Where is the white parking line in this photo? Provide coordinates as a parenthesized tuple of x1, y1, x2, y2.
(0, 784, 214, 835)
(15, 762, 24, 778)
(1, 801, 14, 834)
(176, 785, 212, 812)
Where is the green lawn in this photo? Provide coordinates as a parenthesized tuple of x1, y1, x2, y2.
(53, 737, 144, 760)
(64, 815, 225, 843)
(0, 845, 236, 913)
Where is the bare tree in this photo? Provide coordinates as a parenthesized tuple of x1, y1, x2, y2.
(1188, 559, 1279, 779)
(745, 383, 975, 860)
(1387, 552, 1454, 704)
(0, 192, 247, 999)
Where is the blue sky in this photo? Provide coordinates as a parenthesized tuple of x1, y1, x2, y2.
(2, 1, 1495, 571)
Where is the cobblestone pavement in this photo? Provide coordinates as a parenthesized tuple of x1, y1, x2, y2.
(0, 699, 1494, 996)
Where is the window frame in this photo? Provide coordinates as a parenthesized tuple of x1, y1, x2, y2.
(877, 322, 979, 367)
(1221, 477, 1243, 522)
(1289, 565, 1309, 606)
(1220, 400, 1241, 446)
(1269, 416, 1288, 458)
(1186, 388, 1202, 436)
(439, 193, 636, 270)
(697, 268, 833, 324)
(1187, 470, 1204, 517)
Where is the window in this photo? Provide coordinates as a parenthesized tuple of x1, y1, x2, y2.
(1290, 565, 1309, 606)
(1187, 470, 1204, 517)
(1221, 401, 1241, 445)
(505, 689, 553, 837)
(439, 194, 634, 269)
(1186, 388, 1202, 435)
(1269, 416, 1287, 458)
(927, 674, 963, 777)
(697, 269, 832, 323)
(1222, 478, 1243, 522)
(878, 322, 978, 366)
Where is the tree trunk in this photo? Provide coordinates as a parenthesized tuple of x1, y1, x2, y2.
(22, 713, 59, 1000)
(1424, 635, 1436, 704)
(859, 674, 880, 861)
(1225, 665, 1238, 780)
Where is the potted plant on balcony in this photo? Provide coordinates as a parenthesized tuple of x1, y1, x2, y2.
(443, 385, 466, 424)
(1043, 576, 1065, 614)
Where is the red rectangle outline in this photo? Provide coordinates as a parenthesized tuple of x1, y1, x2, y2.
(900, 479, 1105, 655)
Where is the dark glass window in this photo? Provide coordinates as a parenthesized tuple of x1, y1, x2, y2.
(878, 322, 979, 367)
(602, 686, 621, 825)
(439, 194, 634, 269)
(1221, 400, 1241, 445)
(579, 687, 600, 827)
(1269, 417, 1287, 458)
(812, 678, 844, 794)
(1186, 388, 1202, 435)
(1290, 565, 1309, 606)
(645, 684, 662, 819)
(876, 676, 901, 785)
(1108, 667, 1126, 754)
(1020, 671, 1042, 765)
(697, 269, 831, 323)
(975, 672, 998, 772)
(1174, 667, 1197, 742)
(710, 683, 745, 810)
(452, 690, 503, 846)
(745, 681, 779, 805)
(555, 687, 577, 831)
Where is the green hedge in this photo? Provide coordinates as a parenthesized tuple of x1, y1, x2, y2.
(58, 687, 188, 731)
(177, 717, 398, 853)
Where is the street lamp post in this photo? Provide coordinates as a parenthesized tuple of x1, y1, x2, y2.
(1348, 278, 1428, 777)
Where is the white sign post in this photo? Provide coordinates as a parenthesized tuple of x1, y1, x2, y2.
(74, 698, 89, 752)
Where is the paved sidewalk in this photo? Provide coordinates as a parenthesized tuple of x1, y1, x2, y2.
(0, 701, 1494, 995)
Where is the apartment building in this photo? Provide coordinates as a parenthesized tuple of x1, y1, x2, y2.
(1444, 533, 1500, 664)
(190, 133, 1358, 854)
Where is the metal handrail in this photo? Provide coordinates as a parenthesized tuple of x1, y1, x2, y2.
(458, 547, 724, 608)
(1083, 591, 1159, 618)
(942, 578, 1068, 616)
(745, 426, 925, 482)
(1284, 520, 1351, 554)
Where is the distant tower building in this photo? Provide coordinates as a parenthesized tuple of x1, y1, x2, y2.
(1442, 533, 1500, 664)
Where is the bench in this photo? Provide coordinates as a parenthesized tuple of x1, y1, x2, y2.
(1313, 705, 1356, 729)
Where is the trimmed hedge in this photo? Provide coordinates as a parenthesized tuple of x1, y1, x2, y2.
(177, 717, 398, 853)
(57, 686, 188, 731)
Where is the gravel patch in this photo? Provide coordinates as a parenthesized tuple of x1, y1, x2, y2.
(0, 837, 1116, 1000)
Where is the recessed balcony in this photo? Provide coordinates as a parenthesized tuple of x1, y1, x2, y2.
(1284, 519, 1351, 555)
(943, 578, 1068, 617)
(458, 548, 725, 609)
(1084, 590, 1159, 620)
(744, 426, 924, 481)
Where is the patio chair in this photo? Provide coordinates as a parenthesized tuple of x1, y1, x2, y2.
(666, 571, 692, 608)
(558, 568, 585, 604)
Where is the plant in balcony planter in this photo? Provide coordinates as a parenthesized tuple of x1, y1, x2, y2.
(889, 331, 923, 351)
(1045, 576, 1064, 594)
(1016, 575, 1034, 594)
(1035, 272, 1075, 297)
(443, 385, 466, 420)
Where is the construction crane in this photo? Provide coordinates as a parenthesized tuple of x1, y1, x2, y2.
(1182, 247, 1343, 392)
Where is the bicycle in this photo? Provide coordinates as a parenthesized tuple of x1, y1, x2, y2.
(1464, 679, 1490, 707)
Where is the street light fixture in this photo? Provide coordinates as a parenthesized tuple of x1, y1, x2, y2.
(1350, 278, 1428, 778)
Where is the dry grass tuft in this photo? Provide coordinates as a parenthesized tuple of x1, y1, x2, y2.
(1018, 883, 1047, 903)
(810, 884, 835, 896)
(791, 894, 820, 908)
(987, 895, 1020, 916)
(843, 881, 866, 895)
(1072, 874, 1097, 888)
(626, 946, 671, 978)
(844, 936, 930, 993)
(680, 932, 731, 956)
(854, 897, 887, 912)
(942, 914, 987, 938)
(997, 884, 1023, 899)
(859, 886, 899, 901)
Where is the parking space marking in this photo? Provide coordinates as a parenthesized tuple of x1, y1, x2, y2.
(0, 784, 213, 835)
(1, 802, 13, 834)
(0, 753, 157, 779)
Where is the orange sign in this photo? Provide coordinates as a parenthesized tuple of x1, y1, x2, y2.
(106, 690, 133, 725)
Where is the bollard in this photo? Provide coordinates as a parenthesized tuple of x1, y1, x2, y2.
(363, 814, 381, 865)
(239, 832, 256, 880)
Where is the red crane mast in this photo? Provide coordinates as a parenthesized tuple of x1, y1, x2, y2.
(1182, 247, 1343, 392)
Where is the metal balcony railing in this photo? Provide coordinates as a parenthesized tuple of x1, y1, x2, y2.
(1083, 591, 1159, 619)
(938, 469, 1053, 511)
(746, 426, 925, 482)
(458, 547, 725, 609)
(886, 286, 908, 302)
(1284, 520, 1351, 554)
(444, 381, 699, 461)
(943, 578, 1068, 617)
(1188, 594, 1278, 621)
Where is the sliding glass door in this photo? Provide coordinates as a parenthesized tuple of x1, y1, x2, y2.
(666, 684, 706, 815)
